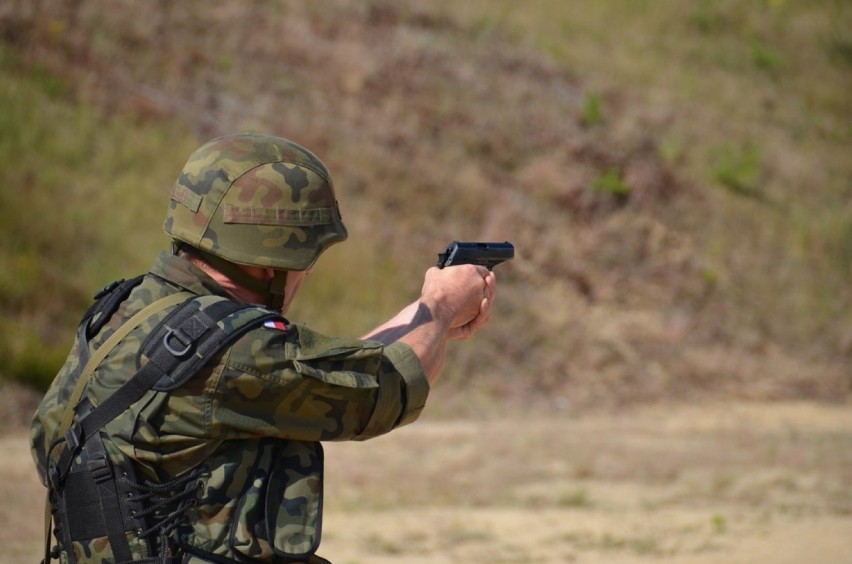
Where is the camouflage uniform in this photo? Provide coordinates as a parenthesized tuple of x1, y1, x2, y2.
(30, 134, 429, 563)
(31, 251, 428, 562)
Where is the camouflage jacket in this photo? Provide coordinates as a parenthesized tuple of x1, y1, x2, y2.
(31, 252, 429, 563)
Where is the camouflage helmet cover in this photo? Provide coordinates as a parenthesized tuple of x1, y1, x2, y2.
(164, 133, 348, 271)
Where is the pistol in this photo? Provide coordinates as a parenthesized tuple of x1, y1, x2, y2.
(436, 241, 514, 270)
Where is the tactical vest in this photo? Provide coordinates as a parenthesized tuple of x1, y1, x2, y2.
(42, 277, 298, 563)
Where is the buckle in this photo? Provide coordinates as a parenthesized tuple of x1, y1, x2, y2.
(64, 426, 82, 453)
(48, 465, 61, 490)
(163, 328, 193, 358)
(93, 279, 124, 300)
(88, 455, 112, 483)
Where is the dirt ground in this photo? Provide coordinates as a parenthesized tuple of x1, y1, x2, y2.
(3, 400, 851, 563)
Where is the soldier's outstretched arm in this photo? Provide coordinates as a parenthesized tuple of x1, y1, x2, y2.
(362, 265, 496, 385)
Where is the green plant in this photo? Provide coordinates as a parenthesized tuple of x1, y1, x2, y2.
(580, 92, 605, 127)
(592, 169, 631, 198)
(751, 38, 784, 72)
(557, 488, 592, 508)
(711, 513, 727, 534)
(826, 36, 852, 68)
(712, 143, 763, 200)
(689, 0, 728, 34)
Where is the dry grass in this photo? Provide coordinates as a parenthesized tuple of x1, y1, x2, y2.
(3, 397, 851, 562)
(315, 399, 852, 563)
(1, 1, 849, 403)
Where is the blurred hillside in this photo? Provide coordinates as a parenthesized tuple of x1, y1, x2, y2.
(0, 0, 849, 411)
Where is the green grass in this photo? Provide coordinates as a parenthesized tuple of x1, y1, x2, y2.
(0, 44, 197, 388)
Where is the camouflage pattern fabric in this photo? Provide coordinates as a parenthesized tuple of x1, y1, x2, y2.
(163, 133, 348, 272)
(31, 252, 428, 562)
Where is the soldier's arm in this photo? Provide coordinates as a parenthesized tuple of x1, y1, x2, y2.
(362, 265, 495, 385)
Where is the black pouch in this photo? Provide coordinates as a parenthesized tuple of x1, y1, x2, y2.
(51, 434, 152, 563)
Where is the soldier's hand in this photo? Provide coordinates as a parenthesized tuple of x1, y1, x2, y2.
(448, 268, 495, 341)
(419, 265, 495, 337)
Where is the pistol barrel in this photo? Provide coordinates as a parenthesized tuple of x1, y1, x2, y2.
(437, 241, 514, 269)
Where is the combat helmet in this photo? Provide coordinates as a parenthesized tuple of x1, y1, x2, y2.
(163, 133, 348, 307)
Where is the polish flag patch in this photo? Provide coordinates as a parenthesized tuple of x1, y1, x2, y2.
(263, 320, 288, 331)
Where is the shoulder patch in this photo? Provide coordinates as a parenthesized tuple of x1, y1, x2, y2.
(263, 319, 288, 331)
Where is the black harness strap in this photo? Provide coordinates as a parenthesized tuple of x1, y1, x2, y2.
(69, 301, 247, 453)
(86, 277, 147, 340)
(48, 293, 284, 563)
(85, 424, 135, 563)
(44, 277, 147, 564)
(60, 277, 146, 411)
(55, 298, 280, 487)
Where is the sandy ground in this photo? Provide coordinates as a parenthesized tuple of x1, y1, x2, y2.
(3, 401, 851, 563)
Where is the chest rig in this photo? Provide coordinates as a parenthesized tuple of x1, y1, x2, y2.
(43, 277, 285, 563)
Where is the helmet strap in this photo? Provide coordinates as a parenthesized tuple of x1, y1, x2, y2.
(267, 270, 288, 310)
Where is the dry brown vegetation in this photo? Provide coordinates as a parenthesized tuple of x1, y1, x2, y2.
(2, 0, 848, 408)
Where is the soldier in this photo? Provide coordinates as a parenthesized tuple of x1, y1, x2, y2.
(31, 133, 496, 563)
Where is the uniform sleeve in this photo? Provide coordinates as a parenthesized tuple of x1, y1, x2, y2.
(207, 323, 429, 442)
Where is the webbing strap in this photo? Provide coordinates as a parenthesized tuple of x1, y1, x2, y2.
(42, 495, 52, 564)
(86, 276, 146, 340)
(68, 300, 249, 452)
(45, 290, 190, 564)
(86, 432, 134, 562)
(45, 291, 284, 563)
(59, 292, 192, 434)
